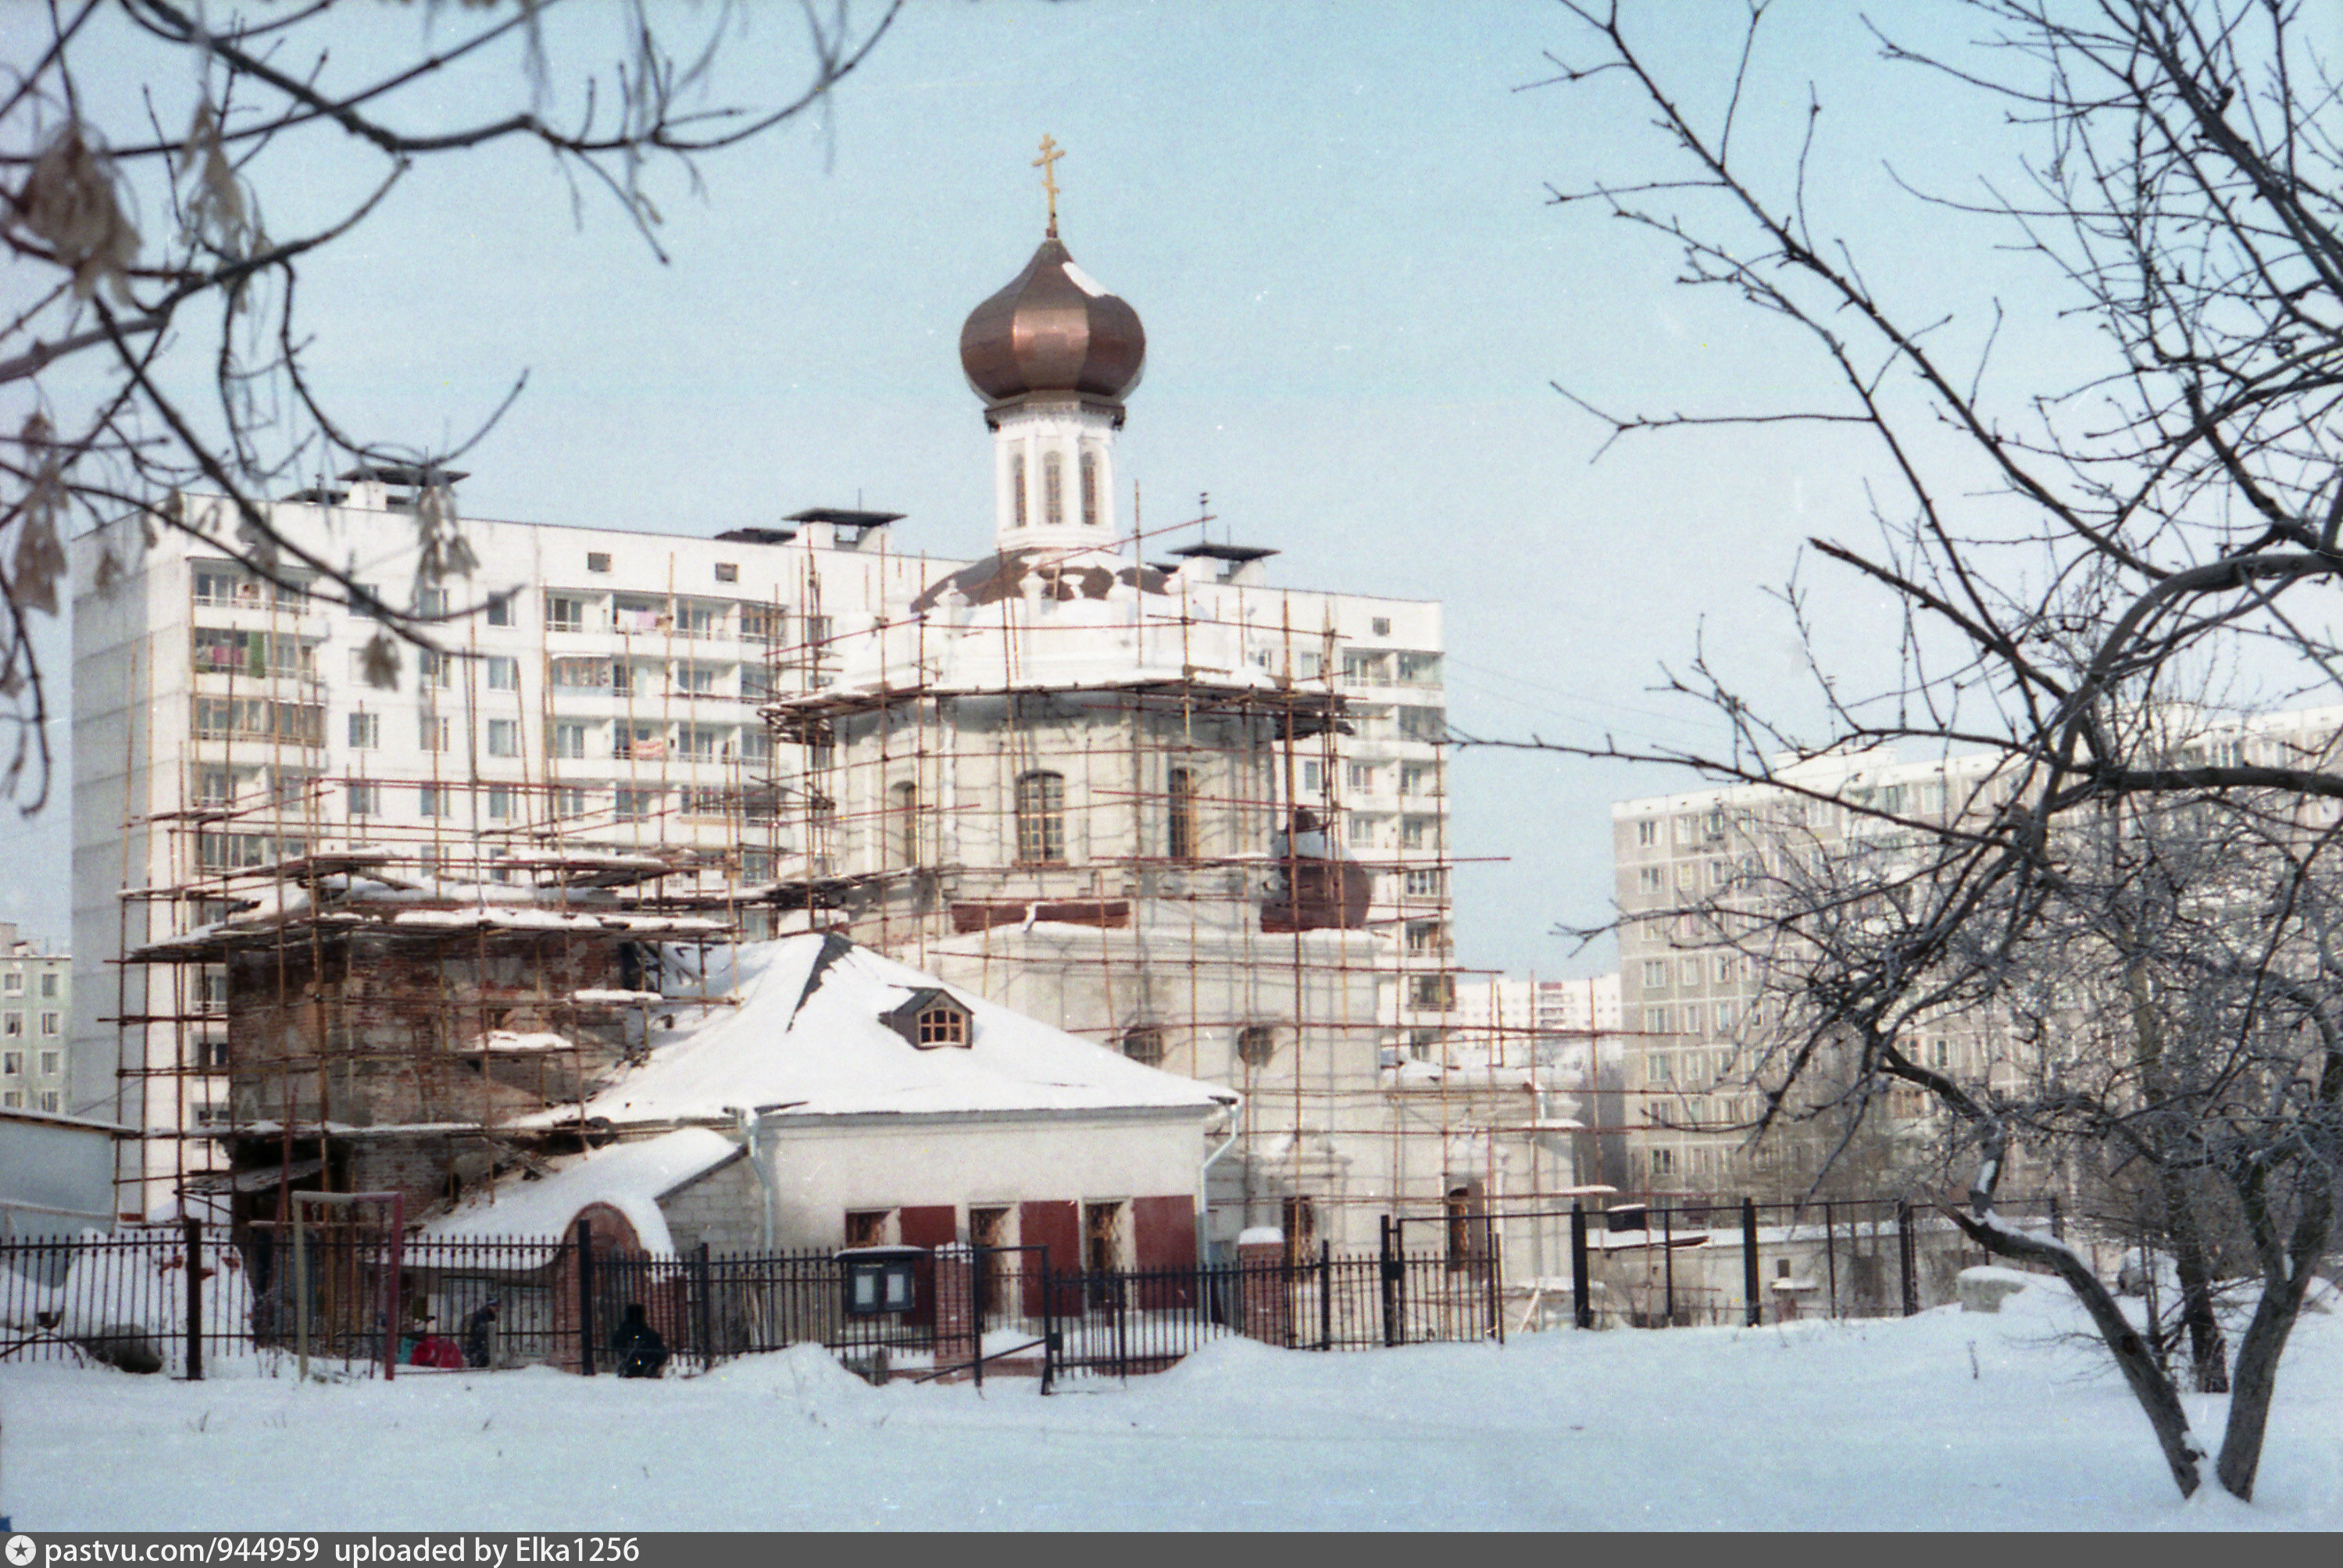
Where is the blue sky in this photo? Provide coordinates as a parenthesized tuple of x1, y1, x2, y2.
(25, 1, 2080, 976)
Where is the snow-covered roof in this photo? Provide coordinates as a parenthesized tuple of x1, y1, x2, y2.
(563, 934, 1235, 1126)
(420, 1127, 740, 1252)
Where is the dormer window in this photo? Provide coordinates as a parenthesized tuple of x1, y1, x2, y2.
(880, 987, 972, 1049)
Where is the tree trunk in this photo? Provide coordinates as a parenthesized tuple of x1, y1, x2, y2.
(2159, 1173, 2229, 1394)
(1949, 1207, 2204, 1498)
(2214, 1186, 2334, 1501)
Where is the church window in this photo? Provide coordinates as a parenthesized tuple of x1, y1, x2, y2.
(1011, 452, 1028, 527)
(892, 780, 920, 866)
(1080, 449, 1100, 527)
(1236, 1025, 1276, 1068)
(1015, 770, 1066, 863)
(1043, 450, 1065, 527)
(1120, 1024, 1165, 1067)
(1166, 766, 1198, 861)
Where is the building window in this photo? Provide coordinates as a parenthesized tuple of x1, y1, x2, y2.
(545, 595, 585, 633)
(1301, 759, 1323, 794)
(1166, 767, 1197, 862)
(1236, 1025, 1276, 1068)
(917, 1005, 966, 1048)
(1402, 868, 1446, 898)
(1347, 762, 1376, 794)
(486, 655, 519, 691)
(38, 1013, 58, 1038)
(2, 1052, 18, 1074)
(1346, 814, 1377, 848)
(891, 780, 920, 866)
(1, 1092, 17, 1109)
(680, 603, 719, 639)
(0, 1016, 16, 1040)
(553, 723, 589, 760)
(587, 552, 612, 573)
(1080, 449, 1100, 527)
(1405, 920, 1445, 955)
(417, 649, 452, 688)
(1408, 975, 1455, 1010)
(1637, 819, 1659, 846)
(844, 1210, 891, 1249)
(1371, 616, 1391, 637)
(1642, 959, 1669, 988)
(553, 788, 589, 821)
(420, 713, 450, 752)
(615, 788, 661, 822)
(345, 780, 379, 817)
(417, 785, 445, 818)
(1042, 450, 1066, 527)
(416, 586, 448, 618)
(1121, 1024, 1166, 1067)
(1011, 452, 1029, 527)
(1638, 866, 1666, 893)
(741, 606, 779, 644)
(715, 562, 739, 584)
(488, 786, 513, 821)
(38, 973, 56, 999)
(1015, 771, 1066, 863)
(485, 592, 515, 627)
(38, 1050, 58, 1077)
(1396, 651, 1441, 684)
(486, 720, 519, 759)
(347, 712, 380, 750)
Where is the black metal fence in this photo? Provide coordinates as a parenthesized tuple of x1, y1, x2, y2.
(0, 1195, 2062, 1383)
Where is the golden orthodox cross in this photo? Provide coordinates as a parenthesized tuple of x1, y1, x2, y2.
(1034, 134, 1064, 236)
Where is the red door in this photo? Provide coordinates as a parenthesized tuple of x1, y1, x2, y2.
(898, 1205, 956, 1327)
(1131, 1195, 1197, 1307)
(1018, 1200, 1079, 1317)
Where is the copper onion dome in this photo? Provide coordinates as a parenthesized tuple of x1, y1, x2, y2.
(959, 236, 1146, 406)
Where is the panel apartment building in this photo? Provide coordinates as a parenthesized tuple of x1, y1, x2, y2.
(1609, 706, 2343, 1204)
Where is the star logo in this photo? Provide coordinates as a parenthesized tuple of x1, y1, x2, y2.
(6, 1534, 34, 1566)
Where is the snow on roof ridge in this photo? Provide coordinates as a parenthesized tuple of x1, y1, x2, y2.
(578, 933, 1230, 1125)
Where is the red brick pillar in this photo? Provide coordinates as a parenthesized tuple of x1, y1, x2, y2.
(933, 1244, 977, 1382)
(1237, 1227, 1291, 1348)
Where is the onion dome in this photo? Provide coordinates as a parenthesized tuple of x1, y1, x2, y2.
(959, 236, 1146, 406)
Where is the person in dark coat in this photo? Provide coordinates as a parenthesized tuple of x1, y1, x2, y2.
(610, 1302, 668, 1378)
(463, 1298, 499, 1369)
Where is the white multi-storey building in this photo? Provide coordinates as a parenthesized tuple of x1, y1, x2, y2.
(0, 923, 70, 1116)
(1611, 707, 2343, 1202)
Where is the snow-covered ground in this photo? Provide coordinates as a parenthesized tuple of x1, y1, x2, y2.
(9, 1277, 2339, 1530)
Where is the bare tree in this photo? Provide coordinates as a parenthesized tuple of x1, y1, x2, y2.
(1490, 0, 2343, 1502)
(2, 0, 902, 809)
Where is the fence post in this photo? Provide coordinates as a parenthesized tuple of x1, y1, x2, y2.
(1823, 1199, 1838, 1320)
(182, 1216, 204, 1382)
(1040, 1245, 1056, 1396)
(694, 1241, 715, 1373)
(1897, 1199, 1919, 1316)
(1378, 1215, 1400, 1348)
(1319, 1239, 1333, 1351)
(1570, 1202, 1591, 1330)
(1741, 1198, 1762, 1327)
(1663, 1205, 1675, 1325)
(575, 1217, 598, 1377)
